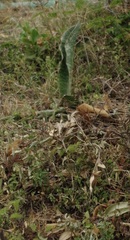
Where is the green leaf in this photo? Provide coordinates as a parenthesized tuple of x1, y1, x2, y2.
(10, 213, 23, 219)
(104, 201, 130, 218)
(30, 223, 37, 232)
(31, 29, 39, 44)
(0, 207, 7, 216)
(9, 199, 21, 212)
(67, 142, 80, 154)
(59, 22, 81, 96)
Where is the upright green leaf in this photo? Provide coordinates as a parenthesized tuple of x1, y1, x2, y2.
(59, 22, 81, 97)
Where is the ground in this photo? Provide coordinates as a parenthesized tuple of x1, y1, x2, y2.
(0, 1, 130, 240)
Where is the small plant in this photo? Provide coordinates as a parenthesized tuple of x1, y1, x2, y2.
(32, 168, 49, 188)
(0, 198, 23, 227)
(98, 221, 115, 240)
(20, 23, 50, 62)
(20, 23, 40, 58)
(59, 22, 81, 97)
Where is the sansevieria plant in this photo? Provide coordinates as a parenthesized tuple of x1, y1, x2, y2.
(59, 22, 81, 97)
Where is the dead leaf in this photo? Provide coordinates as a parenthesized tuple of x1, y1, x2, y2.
(0, 33, 8, 38)
(89, 174, 95, 193)
(92, 204, 107, 220)
(97, 162, 106, 169)
(89, 156, 106, 193)
(92, 224, 100, 235)
(6, 139, 23, 157)
(89, 171, 101, 193)
(37, 37, 43, 46)
(55, 115, 76, 136)
(103, 94, 112, 111)
(59, 231, 72, 240)
(77, 103, 110, 118)
(80, 170, 88, 179)
(96, 157, 106, 169)
(120, 222, 130, 227)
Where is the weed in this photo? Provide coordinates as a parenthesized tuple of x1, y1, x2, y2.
(98, 221, 115, 240)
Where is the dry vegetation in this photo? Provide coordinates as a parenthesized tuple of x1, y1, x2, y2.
(0, 1, 130, 240)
